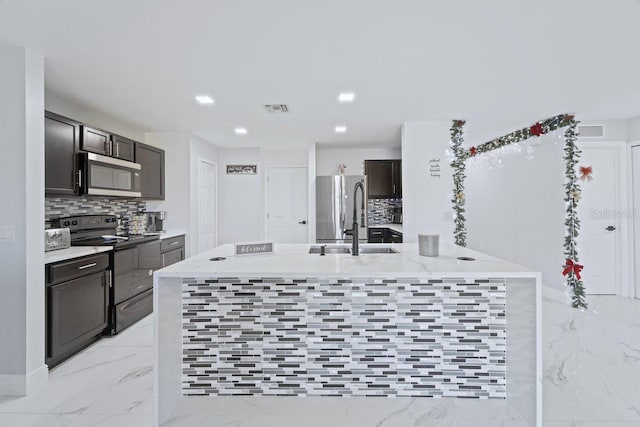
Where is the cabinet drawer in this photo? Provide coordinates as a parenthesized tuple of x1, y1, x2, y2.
(389, 231, 403, 243)
(161, 235, 184, 252)
(162, 247, 184, 267)
(47, 253, 110, 285)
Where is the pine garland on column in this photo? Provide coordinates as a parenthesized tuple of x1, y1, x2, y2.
(450, 120, 467, 247)
(562, 119, 587, 308)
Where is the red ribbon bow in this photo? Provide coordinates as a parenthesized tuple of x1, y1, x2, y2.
(579, 166, 593, 182)
(469, 147, 477, 156)
(530, 123, 544, 137)
(562, 259, 583, 280)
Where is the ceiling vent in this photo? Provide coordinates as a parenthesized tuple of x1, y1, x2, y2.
(577, 124, 604, 138)
(264, 104, 289, 113)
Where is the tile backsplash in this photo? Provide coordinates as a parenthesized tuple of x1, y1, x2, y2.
(45, 196, 146, 234)
(368, 198, 402, 225)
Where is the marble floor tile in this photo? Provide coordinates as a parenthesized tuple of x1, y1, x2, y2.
(542, 296, 640, 424)
(0, 413, 77, 427)
(67, 413, 153, 426)
(0, 346, 152, 415)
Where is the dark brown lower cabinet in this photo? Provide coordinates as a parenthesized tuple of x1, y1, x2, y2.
(111, 240, 161, 334)
(46, 253, 110, 368)
(161, 235, 185, 267)
(368, 227, 403, 243)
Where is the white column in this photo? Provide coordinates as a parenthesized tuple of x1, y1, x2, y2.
(401, 121, 453, 243)
(0, 47, 47, 395)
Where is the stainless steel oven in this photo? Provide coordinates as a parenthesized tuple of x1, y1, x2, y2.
(80, 152, 142, 197)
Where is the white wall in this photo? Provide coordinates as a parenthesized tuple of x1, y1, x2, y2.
(145, 133, 220, 257)
(144, 133, 191, 251)
(218, 148, 264, 244)
(0, 47, 46, 394)
(45, 91, 146, 141)
(628, 117, 640, 141)
(401, 121, 454, 244)
(316, 146, 401, 176)
(465, 132, 566, 291)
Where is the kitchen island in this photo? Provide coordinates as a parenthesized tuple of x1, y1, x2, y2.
(153, 243, 541, 426)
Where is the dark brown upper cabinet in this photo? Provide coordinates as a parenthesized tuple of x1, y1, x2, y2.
(365, 159, 402, 199)
(80, 126, 111, 156)
(45, 111, 80, 195)
(111, 134, 135, 161)
(135, 142, 165, 200)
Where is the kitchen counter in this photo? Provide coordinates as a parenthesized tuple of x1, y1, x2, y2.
(44, 246, 112, 264)
(369, 223, 403, 234)
(158, 230, 187, 240)
(157, 242, 535, 278)
(154, 243, 541, 427)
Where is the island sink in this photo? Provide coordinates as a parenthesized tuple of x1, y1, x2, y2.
(309, 245, 351, 254)
(308, 245, 399, 254)
(358, 246, 399, 254)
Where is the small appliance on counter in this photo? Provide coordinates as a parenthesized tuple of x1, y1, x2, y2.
(44, 228, 71, 251)
(144, 211, 167, 234)
(391, 208, 403, 224)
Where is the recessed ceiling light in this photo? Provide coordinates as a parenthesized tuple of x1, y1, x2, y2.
(334, 125, 347, 133)
(234, 127, 248, 135)
(338, 92, 355, 103)
(195, 95, 214, 105)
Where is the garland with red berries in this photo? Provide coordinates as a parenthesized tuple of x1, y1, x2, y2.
(450, 114, 586, 308)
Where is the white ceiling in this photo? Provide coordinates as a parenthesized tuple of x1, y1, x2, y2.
(1, 0, 640, 148)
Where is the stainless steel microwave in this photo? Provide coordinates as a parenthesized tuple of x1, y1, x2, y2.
(80, 152, 142, 197)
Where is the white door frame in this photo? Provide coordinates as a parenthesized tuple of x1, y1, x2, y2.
(198, 157, 218, 251)
(579, 141, 630, 297)
(264, 165, 308, 242)
(627, 140, 640, 298)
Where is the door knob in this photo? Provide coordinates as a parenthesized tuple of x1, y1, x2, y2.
(605, 226, 616, 231)
(298, 220, 307, 225)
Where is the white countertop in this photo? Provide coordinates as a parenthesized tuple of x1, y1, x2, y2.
(369, 223, 403, 233)
(45, 246, 112, 264)
(159, 230, 187, 240)
(156, 243, 539, 279)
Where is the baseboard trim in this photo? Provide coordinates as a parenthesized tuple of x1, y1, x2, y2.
(0, 364, 48, 396)
(542, 285, 568, 304)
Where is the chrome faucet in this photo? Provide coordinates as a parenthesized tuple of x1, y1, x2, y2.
(351, 181, 366, 256)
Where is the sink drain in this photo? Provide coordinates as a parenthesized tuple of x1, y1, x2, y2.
(456, 256, 475, 261)
(210, 257, 226, 261)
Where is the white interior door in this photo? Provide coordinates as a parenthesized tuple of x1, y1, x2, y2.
(267, 167, 308, 243)
(576, 146, 617, 295)
(198, 159, 217, 253)
(633, 146, 640, 299)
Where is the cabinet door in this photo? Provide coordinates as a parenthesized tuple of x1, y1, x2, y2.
(162, 247, 184, 267)
(392, 160, 402, 198)
(365, 160, 394, 199)
(81, 126, 111, 156)
(112, 134, 135, 161)
(48, 271, 108, 364)
(135, 142, 165, 200)
(45, 111, 80, 195)
(368, 228, 385, 243)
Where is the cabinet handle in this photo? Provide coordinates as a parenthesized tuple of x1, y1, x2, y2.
(77, 170, 82, 189)
(116, 142, 120, 158)
(169, 241, 179, 245)
(78, 262, 97, 270)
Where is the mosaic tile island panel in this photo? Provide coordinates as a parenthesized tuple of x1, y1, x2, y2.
(182, 276, 506, 398)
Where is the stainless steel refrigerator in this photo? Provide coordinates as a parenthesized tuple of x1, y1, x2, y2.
(316, 175, 368, 243)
